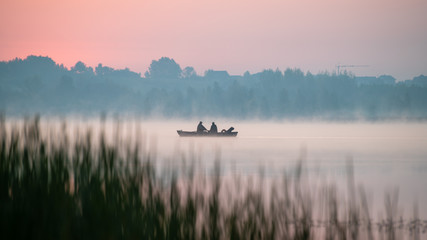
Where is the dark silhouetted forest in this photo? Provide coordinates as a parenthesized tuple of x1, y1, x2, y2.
(1, 55, 427, 120)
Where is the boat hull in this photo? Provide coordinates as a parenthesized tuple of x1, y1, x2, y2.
(177, 130, 238, 137)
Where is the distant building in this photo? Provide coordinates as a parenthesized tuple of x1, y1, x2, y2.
(204, 70, 230, 80)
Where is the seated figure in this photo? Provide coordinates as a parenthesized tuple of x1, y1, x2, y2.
(221, 127, 234, 133)
(197, 121, 207, 133)
(210, 122, 218, 133)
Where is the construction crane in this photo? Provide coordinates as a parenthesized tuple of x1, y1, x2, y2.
(336, 65, 369, 75)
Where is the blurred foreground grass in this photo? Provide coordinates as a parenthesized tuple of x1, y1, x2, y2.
(0, 116, 426, 240)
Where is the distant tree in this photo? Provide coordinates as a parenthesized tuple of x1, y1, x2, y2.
(95, 63, 114, 76)
(144, 57, 182, 79)
(259, 69, 283, 91)
(25, 55, 56, 67)
(260, 69, 282, 82)
(411, 75, 427, 86)
(306, 71, 313, 80)
(182, 66, 197, 79)
(71, 61, 94, 74)
(58, 75, 75, 90)
(284, 68, 304, 81)
(24, 75, 43, 92)
(378, 75, 396, 85)
(243, 71, 251, 79)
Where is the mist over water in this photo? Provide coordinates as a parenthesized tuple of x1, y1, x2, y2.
(162, 121, 427, 219)
(9, 118, 426, 218)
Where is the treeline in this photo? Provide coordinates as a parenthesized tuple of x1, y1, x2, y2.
(1, 55, 427, 120)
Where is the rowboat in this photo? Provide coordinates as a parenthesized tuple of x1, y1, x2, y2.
(177, 130, 238, 137)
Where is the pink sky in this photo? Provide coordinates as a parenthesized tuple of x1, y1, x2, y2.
(1, 0, 426, 80)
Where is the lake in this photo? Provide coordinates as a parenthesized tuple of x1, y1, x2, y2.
(6, 118, 427, 218)
(159, 121, 427, 218)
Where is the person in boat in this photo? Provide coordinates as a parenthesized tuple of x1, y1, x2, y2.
(221, 127, 234, 133)
(209, 122, 218, 133)
(197, 121, 207, 133)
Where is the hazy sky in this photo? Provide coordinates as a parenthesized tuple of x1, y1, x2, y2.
(1, 0, 426, 80)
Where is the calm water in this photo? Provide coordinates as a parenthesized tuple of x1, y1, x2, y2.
(139, 120, 427, 219)
(7, 118, 427, 218)
(157, 121, 427, 217)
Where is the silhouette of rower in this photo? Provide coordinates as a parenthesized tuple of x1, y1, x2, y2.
(221, 127, 234, 133)
(209, 122, 218, 133)
(197, 121, 207, 133)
